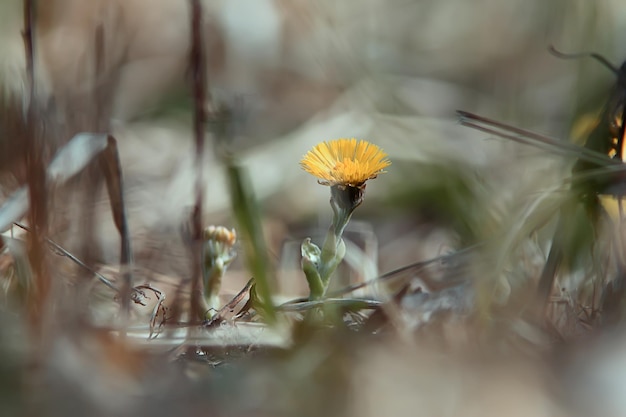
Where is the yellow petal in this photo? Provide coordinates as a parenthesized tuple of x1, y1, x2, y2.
(300, 138, 390, 186)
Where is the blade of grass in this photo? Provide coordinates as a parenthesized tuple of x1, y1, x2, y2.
(225, 159, 276, 323)
(99, 135, 133, 316)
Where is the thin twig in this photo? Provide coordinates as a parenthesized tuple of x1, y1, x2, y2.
(99, 136, 134, 315)
(204, 278, 254, 328)
(133, 284, 167, 339)
(277, 298, 382, 312)
(327, 243, 481, 297)
(188, 0, 208, 322)
(457, 110, 620, 167)
(22, 0, 34, 96)
(14, 222, 152, 307)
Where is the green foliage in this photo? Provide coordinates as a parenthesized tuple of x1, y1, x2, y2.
(225, 158, 276, 323)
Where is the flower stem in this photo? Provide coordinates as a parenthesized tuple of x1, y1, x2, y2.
(318, 208, 350, 288)
(201, 226, 237, 319)
(203, 262, 224, 319)
(301, 186, 362, 300)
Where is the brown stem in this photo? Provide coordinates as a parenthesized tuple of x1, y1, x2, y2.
(189, 0, 208, 321)
(22, 0, 34, 95)
(22, 0, 50, 337)
(99, 136, 133, 317)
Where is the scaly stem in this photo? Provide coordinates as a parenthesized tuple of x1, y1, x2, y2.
(318, 207, 350, 287)
(203, 265, 223, 319)
(302, 193, 353, 300)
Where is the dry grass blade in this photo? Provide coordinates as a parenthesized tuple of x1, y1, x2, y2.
(277, 298, 382, 312)
(0, 133, 109, 232)
(0, 188, 28, 233)
(11, 223, 152, 309)
(131, 284, 167, 339)
(457, 110, 619, 167)
(329, 244, 480, 297)
(47, 133, 109, 183)
(0, 132, 134, 318)
(98, 135, 133, 313)
(204, 278, 254, 328)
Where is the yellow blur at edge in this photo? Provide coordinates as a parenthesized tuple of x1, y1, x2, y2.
(571, 111, 626, 223)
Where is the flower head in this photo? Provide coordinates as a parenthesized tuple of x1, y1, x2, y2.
(300, 138, 391, 187)
(203, 225, 237, 269)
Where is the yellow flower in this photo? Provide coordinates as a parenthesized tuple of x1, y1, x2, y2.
(300, 138, 391, 187)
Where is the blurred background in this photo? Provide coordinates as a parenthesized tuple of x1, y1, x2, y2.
(1, 0, 625, 269)
(1, 0, 626, 416)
